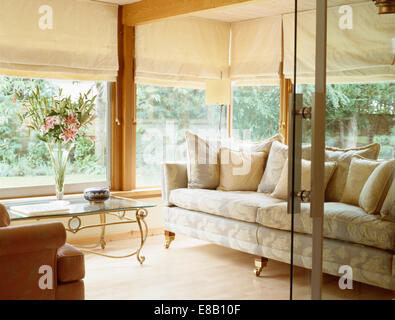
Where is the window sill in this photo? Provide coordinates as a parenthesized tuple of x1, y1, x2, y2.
(1, 188, 162, 202)
(111, 188, 162, 199)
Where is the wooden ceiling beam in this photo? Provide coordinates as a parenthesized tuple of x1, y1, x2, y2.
(122, 0, 256, 26)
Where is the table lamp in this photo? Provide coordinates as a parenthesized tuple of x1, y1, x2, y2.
(205, 79, 231, 138)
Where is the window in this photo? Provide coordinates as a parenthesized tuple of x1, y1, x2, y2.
(297, 82, 394, 159)
(232, 85, 280, 142)
(136, 84, 223, 188)
(0, 76, 110, 197)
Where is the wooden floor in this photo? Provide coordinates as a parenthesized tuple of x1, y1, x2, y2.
(83, 234, 394, 300)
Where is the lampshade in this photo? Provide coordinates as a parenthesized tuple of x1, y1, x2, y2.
(205, 79, 231, 105)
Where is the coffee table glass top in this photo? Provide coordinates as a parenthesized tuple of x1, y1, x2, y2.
(4, 195, 156, 221)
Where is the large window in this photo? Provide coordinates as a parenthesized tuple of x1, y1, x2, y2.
(297, 82, 394, 159)
(0, 76, 110, 197)
(136, 84, 223, 188)
(232, 85, 280, 142)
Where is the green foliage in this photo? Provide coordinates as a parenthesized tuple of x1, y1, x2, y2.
(232, 86, 280, 141)
(70, 136, 103, 175)
(0, 76, 106, 179)
(297, 82, 394, 158)
(26, 138, 50, 166)
(137, 84, 210, 129)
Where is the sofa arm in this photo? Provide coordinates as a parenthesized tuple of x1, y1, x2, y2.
(0, 222, 66, 257)
(161, 162, 188, 206)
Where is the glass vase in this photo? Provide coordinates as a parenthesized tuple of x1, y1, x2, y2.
(46, 142, 74, 201)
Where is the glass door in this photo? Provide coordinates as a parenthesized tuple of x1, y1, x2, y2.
(287, 0, 326, 299)
(289, 0, 394, 300)
(321, 0, 394, 300)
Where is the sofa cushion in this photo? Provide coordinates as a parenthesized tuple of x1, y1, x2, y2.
(169, 188, 282, 223)
(256, 202, 395, 250)
(303, 143, 381, 202)
(57, 244, 85, 283)
(257, 141, 288, 193)
(217, 148, 266, 191)
(359, 159, 394, 215)
(271, 159, 337, 200)
(380, 177, 395, 221)
(341, 156, 380, 206)
(185, 131, 220, 189)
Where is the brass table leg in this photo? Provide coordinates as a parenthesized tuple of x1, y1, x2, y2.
(136, 209, 148, 264)
(254, 257, 268, 277)
(164, 231, 175, 249)
(67, 208, 151, 260)
(100, 213, 107, 249)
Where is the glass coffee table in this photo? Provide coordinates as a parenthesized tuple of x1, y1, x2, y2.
(4, 195, 156, 263)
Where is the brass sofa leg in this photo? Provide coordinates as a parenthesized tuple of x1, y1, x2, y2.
(164, 231, 175, 249)
(254, 257, 268, 277)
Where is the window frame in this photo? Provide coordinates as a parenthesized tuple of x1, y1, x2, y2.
(0, 82, 112, 200)
(131, 81, 287, 189)
(112, 18, 290, 194)
(134, 82, 219, 189)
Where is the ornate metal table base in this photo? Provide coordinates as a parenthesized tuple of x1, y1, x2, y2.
(66, 208, 149, 263)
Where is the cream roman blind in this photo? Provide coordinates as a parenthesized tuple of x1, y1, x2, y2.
(283, 1, 395, 83)
(135, 17, 231, 87)
(0, 0, 118, 81)
(230, 15, 282, 85)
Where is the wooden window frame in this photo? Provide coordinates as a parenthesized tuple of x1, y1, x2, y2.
(112, 3, 292, 197)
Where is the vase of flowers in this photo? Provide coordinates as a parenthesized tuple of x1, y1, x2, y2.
(17, 86, 96, 200)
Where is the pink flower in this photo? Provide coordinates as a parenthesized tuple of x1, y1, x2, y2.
(43, 116, 60, 132)
(64, 113, 79, 128)
(60, 126, 77, 143)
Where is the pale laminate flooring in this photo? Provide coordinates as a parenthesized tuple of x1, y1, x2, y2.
(82, 234, 394, 300)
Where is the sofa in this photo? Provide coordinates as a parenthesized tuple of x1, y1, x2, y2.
(0, 204, 85, 300)
(161, 135, 395, 291)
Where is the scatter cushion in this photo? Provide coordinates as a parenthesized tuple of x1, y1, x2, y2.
(271, 159, 337, 200)
(303, 143, 380, 202)
(380, 174, 395, 221)
(341, 156, 381, 206)
(185, 131, 283, 190)
(185, 131, 221, 189)
(231, 133, 284, 171)
(257, 141, 289, 193)
(359, 160, 394, 215)
(217, 148, 266, 191)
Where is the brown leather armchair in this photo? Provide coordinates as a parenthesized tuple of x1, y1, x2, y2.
(0, 204, 85, 300)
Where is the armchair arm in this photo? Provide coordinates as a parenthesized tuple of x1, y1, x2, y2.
(161, 162, 188, 206)
(0, 204, 10, 227)
(0, 222, 67, 299)
(0, 222, 66, 257)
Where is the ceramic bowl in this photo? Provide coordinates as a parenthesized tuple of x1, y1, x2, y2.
(83, 187, 110, 203)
